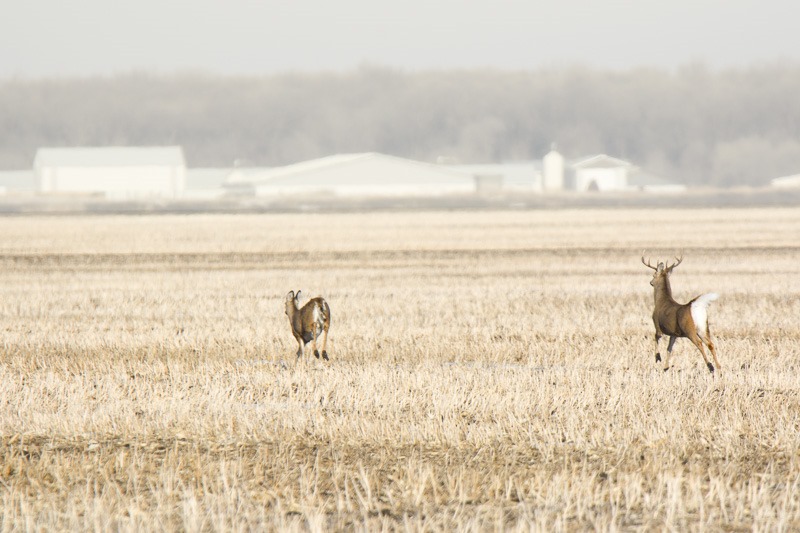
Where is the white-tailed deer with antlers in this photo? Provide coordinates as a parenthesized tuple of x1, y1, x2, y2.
(642, 255, 721, 374)
(284, 290, 331, 361)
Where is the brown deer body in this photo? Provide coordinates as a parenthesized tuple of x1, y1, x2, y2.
(642, 256, 721, 374)
(285, 290, 330, 361)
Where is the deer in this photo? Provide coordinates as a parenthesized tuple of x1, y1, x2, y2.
(284, 290, 331, 361)
(641, 255, 721, 375)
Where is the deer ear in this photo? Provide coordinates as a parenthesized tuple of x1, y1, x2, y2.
(286, 290, 294, 301)
(656, 262, 665, 273)
(295, 290, 302, 302)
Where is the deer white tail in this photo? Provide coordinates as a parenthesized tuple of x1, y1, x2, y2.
(691, 292, 718, 337)
(312, 304, 323, 330)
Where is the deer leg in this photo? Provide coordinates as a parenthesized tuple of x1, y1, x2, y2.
(295, 337, 304, 360)
(654, 333, 662, 363)
(311, 326, 321, 359)
(703, 325, 721, 376)
(664, 336, 677, 371)
(320, 326, 329, 361)
(707, 340, 721, 376)
(689, 334, 714, 374)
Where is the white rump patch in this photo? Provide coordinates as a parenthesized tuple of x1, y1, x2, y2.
(691, 293, 719, 337)
(312, 305, 323, 328)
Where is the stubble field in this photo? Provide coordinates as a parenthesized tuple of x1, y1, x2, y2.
(1, 208, 799, 531)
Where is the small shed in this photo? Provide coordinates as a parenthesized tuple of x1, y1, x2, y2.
(447, 162, 542, 192)
(33, 146, 186, 200)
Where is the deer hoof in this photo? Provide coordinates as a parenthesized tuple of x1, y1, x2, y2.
(663, 366, 669, 372)
(322, 351, 329, 361)
(314, 350, 320, 359)
(707, 362, 715, 373)
(655, 353, 661, 363)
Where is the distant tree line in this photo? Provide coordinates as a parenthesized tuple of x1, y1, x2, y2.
(1, 64, 799, 187)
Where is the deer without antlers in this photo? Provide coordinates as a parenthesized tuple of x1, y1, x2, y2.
(642, 255, 721, 374)
(284, 290, 331, 361)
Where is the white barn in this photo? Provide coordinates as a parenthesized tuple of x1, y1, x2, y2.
(34, 146, 186, 200)
(226, 153, 476, 197)
(572, 154, 635, 192)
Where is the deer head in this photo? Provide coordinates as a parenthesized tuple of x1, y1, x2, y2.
(285, 290, 302, 316)
(642, 254, 682, 287)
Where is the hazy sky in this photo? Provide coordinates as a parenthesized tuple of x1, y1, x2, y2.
(2, 0, 798, 77)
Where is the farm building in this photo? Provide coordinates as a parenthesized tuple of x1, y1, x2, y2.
(542, 150, 685, 193)
(33, 146, 186, 200)
(225, 153, 476, 197)
(572, 154, 635, 192)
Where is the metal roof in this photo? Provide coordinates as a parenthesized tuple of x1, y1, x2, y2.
(227, 153, 474, 187)
(225, 154, 366, 184)
(571, 154, 634, 169)
(771, 174, 800, 187)
(34, 146, 186, 167)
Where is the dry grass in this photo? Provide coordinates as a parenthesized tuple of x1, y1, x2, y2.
(1, 208, 800, 531)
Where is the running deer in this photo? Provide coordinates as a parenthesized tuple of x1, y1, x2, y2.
(642, 255, 721, 374)
(284, 290, 331, 361)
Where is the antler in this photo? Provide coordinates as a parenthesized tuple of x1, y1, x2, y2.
(641, 253, 657, 270)
(666, 255, 683, 271)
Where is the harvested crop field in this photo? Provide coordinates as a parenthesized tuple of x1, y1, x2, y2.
(1, 208, 799, 531)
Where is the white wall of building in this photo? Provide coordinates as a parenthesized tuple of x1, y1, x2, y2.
(254, 181, 473, 197)
(37, 165, 185, 199)
(574, 166, 628, 191)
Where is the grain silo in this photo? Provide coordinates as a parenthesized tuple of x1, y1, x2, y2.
(542, 145, 565, 191)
